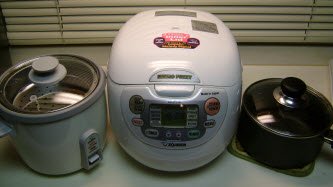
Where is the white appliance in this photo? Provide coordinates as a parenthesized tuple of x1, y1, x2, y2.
(108, 9, 242, 171)
(0, 55, 106, 175)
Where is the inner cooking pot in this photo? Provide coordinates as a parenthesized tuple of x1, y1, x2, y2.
(0, 55, 101, 123)
(237, 77, 333, 169)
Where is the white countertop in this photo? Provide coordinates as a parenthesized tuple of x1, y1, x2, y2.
(1, 45, 333, 187)
(1, 131, 332, 187)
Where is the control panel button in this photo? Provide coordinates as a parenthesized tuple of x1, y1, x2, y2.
(165, 131, 172, 138)
(204, 119, 216, 128)
(129, 95, 145, 114)
(150, 106, 161, 126)
(186, 120, 197, 128)
(132, 118, 144, 126)
(187, 106, 198, 112)
(187, 113, 198, 120)
(176, 131, 182, 138)
(80, 130, 102, 170)
(188, 130, 201, 139)
(150, 120, 161, 127)
(88, 154, 101, 165)
(144, 129, 159, 138)
(204, 97, 220, 116)
(150, 112, 161, 119)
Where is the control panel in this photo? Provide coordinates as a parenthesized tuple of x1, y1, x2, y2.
(144, 104, 203, 141)
(121, 85, 228, 149)
(80, 129, 103, 170)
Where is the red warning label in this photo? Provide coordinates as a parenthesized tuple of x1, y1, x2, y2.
(153, 33, 200, 49)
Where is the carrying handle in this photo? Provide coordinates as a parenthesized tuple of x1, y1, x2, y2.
(0, 118, 13, 138)
(324, 129, 333, 149)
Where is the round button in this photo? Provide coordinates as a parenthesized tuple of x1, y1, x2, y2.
(204, 97, 220, 116)
(129, 95, 145, 114)
(166, 131, 172, 138)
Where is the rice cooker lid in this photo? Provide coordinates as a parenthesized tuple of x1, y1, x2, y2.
(108, 9, 241, 86)
(0, 55, 104, 122)
(243, 77, 333, 138)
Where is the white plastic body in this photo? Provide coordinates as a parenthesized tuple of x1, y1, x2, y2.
(108, 9, 242, 171)
(108, 80, 241, 171)
(8, 94, 107, 175)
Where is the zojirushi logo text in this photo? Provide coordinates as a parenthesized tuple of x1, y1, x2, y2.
(162, 142, 186, 147)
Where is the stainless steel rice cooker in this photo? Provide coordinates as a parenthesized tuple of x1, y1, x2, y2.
(0, 55, 106, 175)
(108, 9, 242, 171)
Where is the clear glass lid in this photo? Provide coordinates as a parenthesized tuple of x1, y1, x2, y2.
(0, 55, 100, 114)
(243, 77, 333, 137)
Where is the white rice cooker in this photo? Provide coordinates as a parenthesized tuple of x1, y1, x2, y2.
(108, 9, 242, 171)
(0, 55, 106, 175)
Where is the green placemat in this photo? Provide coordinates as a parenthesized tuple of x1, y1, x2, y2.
(227, 135, 315, 177)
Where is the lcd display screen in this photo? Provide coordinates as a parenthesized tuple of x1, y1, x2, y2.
(150, 104, 198, 128)
(161, 105, 187, 127)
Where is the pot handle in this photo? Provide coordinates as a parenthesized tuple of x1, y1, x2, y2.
(0, 118, 13, 138)
(324, 129, 333, 149)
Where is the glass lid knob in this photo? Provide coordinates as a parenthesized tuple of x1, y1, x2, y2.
(28, 56, 67, 85)
(31, 56, 59, 74)
(281, 77, 307, 98)
(273, 77, 308, 108)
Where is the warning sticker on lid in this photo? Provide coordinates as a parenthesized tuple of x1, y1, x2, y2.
(153, 33, 200, 49)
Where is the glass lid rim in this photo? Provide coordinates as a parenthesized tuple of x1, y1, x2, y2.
(242, 105, 332, 139)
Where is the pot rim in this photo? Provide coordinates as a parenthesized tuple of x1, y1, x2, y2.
(0, 54, 106, 124)
(242, 78, 333, 139)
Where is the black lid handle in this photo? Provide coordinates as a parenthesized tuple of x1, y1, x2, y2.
(281, 77, 307, 98)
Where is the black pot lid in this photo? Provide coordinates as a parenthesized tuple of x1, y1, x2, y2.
(243, 77, 333, 137)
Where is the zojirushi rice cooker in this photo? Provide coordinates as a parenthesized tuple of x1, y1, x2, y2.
(0, 55, 106, 175)
(108, 9, 242, 171)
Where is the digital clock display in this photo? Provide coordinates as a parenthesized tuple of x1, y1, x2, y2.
(161, 105, 187, 127)
(150, 104, 198, 128)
